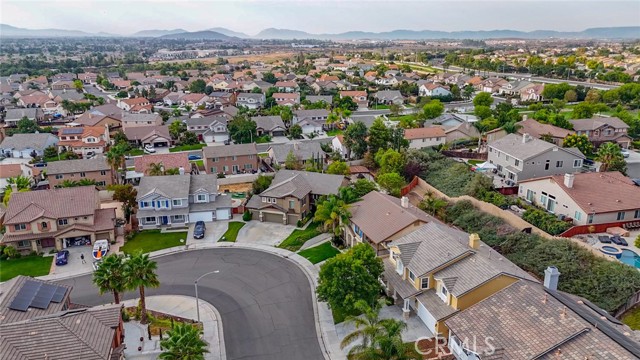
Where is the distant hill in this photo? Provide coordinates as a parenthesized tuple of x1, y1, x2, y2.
(0, 24, 116, 38)
(208, 27, 250, 38)
(131, 29, 188, 37)
(253, 28, 314, 40)
(158, 30, 237, 41)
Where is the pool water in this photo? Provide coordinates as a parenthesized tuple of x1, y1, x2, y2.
(619, 249, 640, 268)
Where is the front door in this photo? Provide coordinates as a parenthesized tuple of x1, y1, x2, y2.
(161, 216, 169, 225)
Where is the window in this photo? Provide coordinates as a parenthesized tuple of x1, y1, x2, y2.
(100, 170, 106, 175)
(248, 155, 255, 159)
(232, 165, 239, 173)
(421, 278, 429, 289)
(574, 211, 582, 221)
(232, 155, 237, 161)
(17, 240, 30, 248)
(223, 166, 229, 172)
(514, 159, 520, 166)
(573, 159, 582, 168)
(80, 172, 86, 177)
(289, 200, 295, 209)
(197, 194, 207, 202)
(540, 192, 548, 206)
(635, 210, 640, 219)
(145, 217, 156, 223)
(14, 224, 26, 231)
(587, 214, 594, 224)
(173, 214, 185, 222)
(617, 212, 626, 221)
(41, 222, 48, 229)
(244, 164, 253, 170)
(526, 189, 534, 202)
(396, 258, 403, 275)
(210, 167, 217, 174)
(556, 161, 563, 168)
(58, 219, 68, 226)
(173, 199, 182, 206)
(545, 160, 550, 170)
(212, 157, 219, 162)
(409, 271, 416, 282)
(96, 181, 105, 186)
(54, 174, 63, 179)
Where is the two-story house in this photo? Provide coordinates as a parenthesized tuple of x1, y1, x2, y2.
(47, 157, 113, 188)
(570, 116, 632, 149)
(382, 222, 533, 338)
(203, 143, 259, 175)
(57, 126, 110, 157)
(487, 133, 585, 185)
(485, 117, 574, 146)
(1, 187, 115, 254)
(117, 97, 151, 113)
(267, 141, 327, 168)
(0, 133, 58, 159)
(186, 116, 230, 144)
(293, 109, 331, 133)
(123, 125, 172, 148)
(272, 93, 300, 107)
(136, 174, 232, 229)
(179, 93, 211, 108)
(275, 81, 299, 93)
(340, 91, 368, 109)
(120, 113, 163, 129)
(404, 127, 446, 149)
(236, 93, 265, 109)
(245, 170, 347, 225)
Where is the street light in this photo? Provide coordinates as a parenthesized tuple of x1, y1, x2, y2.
(194, 270, 220, 322)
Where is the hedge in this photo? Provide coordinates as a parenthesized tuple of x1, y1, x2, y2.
(522, 208, 572, 235)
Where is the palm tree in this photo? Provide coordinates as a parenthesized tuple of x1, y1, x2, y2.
(147, 162, 165, 176)
(502, 121, 522, 134)
(106, 143, 127, 184)
(596, 142, 627, 174)
(314, 195, 350, 236)
(420, 196, 448, 218)
(125, 252, 160, 324)
(78, 178, 97, 186)
(59, 179, 79, 188)
(374, 320, 421, 360)
(159, 323, 209, 360)
(3, 175, 32, 205)
(92, 254, 127, 304)
(338, 187, 360, 204)
(340, 301, 389, 352)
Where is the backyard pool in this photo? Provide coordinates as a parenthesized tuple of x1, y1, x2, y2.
(619, 249, 640, 268)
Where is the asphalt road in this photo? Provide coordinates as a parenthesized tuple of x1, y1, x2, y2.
(57, 248, 324, 360)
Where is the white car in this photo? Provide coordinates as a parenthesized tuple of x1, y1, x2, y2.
(144, 145, 156, 154)
(621, 148, 630, 158)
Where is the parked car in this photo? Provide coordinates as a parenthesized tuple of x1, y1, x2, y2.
(33, 162, 47, 168)
(611, 235, 628, 246)
(144, 145, 156, 154)
(188, 154, 202, 161)
(193, 221, 206, 239)
(621, 149, 630, 158)
(55, 250, 70, 266)
(598, 235, 612, 244)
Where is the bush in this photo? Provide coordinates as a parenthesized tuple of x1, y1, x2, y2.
(635, 234, 640, 248)
(3, 246, 18, 259)
(522, 208, 572, 235)
(122, 309, 130, 322)
(242, 210, 252, 221)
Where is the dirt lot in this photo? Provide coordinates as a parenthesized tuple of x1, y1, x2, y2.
(219, 182, 252, 193)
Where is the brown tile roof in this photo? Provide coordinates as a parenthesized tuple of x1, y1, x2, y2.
(569, 116, 630, 131)
(520, 171, 640, 214)
(120, 97, 149, 106)
(349, 165, 370, 174)
(340, 91, 367, 98)
(272, 93, 300, 99)
(515, 118, 574, 139)
(0, 276, 71, 324)
(133, 153, 190, 174)
(202, 143, 257, 158)
(5, 187, 98, 225)
(404, 126, 446, 140)
(0, 164, 22, 178)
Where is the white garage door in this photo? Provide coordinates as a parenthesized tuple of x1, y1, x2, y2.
(216, 208, 231, 220)
(189, 212, 213, 223)
(417, 301, 437, 333)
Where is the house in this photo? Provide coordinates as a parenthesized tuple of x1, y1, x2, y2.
(310, 81, 337, 94)
(373, 90, 404, 105)
(0, 276, 125, 360)
(419, 83, 452, 97)
(0, 133, 59, 159)
(117, 97, 151, 112)
(1, 187, 115, 253)
(293, 109, 330, 127)
(57, 126, 110, 157)
(268, 141, 326, 167)
(570, 116, 632, 149)
(340, 90, 368, 109)
(498, 79, 532, 96)
(133, 153, 191, 175)
(332, 134, 350, 159)
(179, 93, 210, 108)
(124, 125, 172, 148)
(445, 277, 639, 359)
(252, 115, 287, 137)
(305, 95, 333, 105)
(275, 80, 299, 93)
(487, 133, 585, 185)
(203, 143, 259, 175)
(485, 117, 574, 146)
(519, 83, 545, 102)
(4, 108, 43, 126)
(518, 172, 640, 226)
(272, 93, 300, 107)
(207, 91, 234, 107)
(236, 93, 265, 109)
(136, 174, 232, 228)
(120, 113, 162, 128)
(50, 80, 75, 90)
(480, 77, 508, 93)
(348, 165, 374, 181)
(0, 163, 38, 191)
(74, 112, 122, 131)
(383, 222, 534, 338)
(344, 191, 432, 254)
(17, 94, 58, 114)
(186, 116, 229, 144)
(245, 170, 347, 224)
(404, 127, 446, 149)
(47, 157, 113, 188)
(77, 72, 98, 84)
(443, 122, 480, 143)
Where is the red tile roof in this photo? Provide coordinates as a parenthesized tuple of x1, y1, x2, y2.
(404, 126, 446, 140)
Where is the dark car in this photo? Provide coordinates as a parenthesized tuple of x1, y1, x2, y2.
(611, 235, 628, 246)
(188, 154, 202, 161)
(193, 221, 206, 239)
(55, 250, 70, 265)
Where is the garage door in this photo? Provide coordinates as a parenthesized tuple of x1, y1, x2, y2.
(216, 208, 231, 220)
(263, 212, 283, 224)
(417, 301, 437, 333)
(189, 212, 213, 222)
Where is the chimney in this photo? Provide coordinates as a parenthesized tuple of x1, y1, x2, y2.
(179, 166, 185, 175)
(469, 233, 480, 249)
(522, 133, 530, 143)
(400, 196, 409, 208)
(564, 173, 575, 188)
(544, 266, 560, 291)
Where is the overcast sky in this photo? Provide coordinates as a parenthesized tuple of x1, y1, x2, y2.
(2, 0, 639, 36)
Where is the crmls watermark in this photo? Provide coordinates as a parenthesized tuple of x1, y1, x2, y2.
(414, 334, 496, 356)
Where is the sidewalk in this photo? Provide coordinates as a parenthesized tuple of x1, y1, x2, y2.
(299, 233, 332, 250)
(121, 295, 226, 360)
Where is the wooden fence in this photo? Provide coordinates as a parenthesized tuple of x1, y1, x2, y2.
(441, 150, 487, 160)
(400, 176, 420, 197)
(615, 289, 640, 318)
(560, 220, 639, 238)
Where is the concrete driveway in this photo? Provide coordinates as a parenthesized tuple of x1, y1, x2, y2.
(187, 221, 229, 246)
(50, 245, 95, 277)
(236, 220, 297, 246)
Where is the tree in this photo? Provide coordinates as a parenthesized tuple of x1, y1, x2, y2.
(14, 117, 39, 134)
(352, 179, 377, 198)
(343, 121, 369, 159)
(159, 323, 209, 360)
(317, 244, 384, 317)
(43, 146, 58, 159)
(3, 175, 32, 205)
(228, 115, 257, 144)
(106, 143, 127, 184)
(284, 150, 302, 170)
(585, 89, 601, 103)
(376, 172, 406, 197)
(93, 254, 127, 304)
(314, 195, 350, 236)
(112, 184, 138, 221)
(327, 161, 349, 175)
(169, 121, 187, 140)
(596, 142, 627, 174)
(252, 175, 274, 194)
(463, 85, 475, 100)
(375, 148, 405, 175)
(542, 83, 574, 100)
(474, 105, 492, 120)
(473, 92, 493, 107)
(367, 118, 390, 155)
(563, 89, 578, 102)
(340, 300, 391, 356)
(181, 131, 200, 145)
(562, 134, 594, 156)
(388, 103, 401, 117)
(420, 195, 448, 218)
(147, 162, 165, 176)
(502, 121, 522, 134)
(188, 79, 207, 94)
(125, 252, 160, 324)
(73, 79, 83, 91)
(262, 72, 277, 84)
(422, 100, 444, 119)
(289, 124, 303, 139)
(571, 102, 596, 119)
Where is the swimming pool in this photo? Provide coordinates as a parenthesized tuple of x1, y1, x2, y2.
(619, 249, 640, 268)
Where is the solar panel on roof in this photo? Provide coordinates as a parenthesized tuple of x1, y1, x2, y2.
(8, 280, 41, 312)
(31, 284, 57, 309)
(62, 128, 83, 134)
(52, 286, 67, 303)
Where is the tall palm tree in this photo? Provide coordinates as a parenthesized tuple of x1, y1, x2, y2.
(341, 301, 392, 359)
(159, 323, 209, 360)
(106, 143, 127, 184)
(125, 252, 160, 324)
(92, 254, 127, 304)
(374, 320, 421, 360)
(596, 142, 627, 174)
(147, 162, 165, 176)
(314, 195, 350, 236)
(502, 121, 522, 134)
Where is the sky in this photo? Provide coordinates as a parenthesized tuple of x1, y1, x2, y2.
(1, 0, 639, 36)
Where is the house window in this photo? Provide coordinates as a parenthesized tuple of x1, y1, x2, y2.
(635, 210, 640, 219)
(58, 219, 68, 226)
(587, 214, 594, 224)
(396, 259, 403, 275)
(197, 194, 207, 202)
(573, 159, 582, 168)
(100, 170, 106, 175)
(145, 217, 156, 223)
(173, 199, 182, 206)
(173, 214, 185, 222)
(574, 211, 582, 221)
(617, 212, 625, 221)
(96, 181, 106, 186)
(289, 200, 295, 209)
(555, 161, 563, 168)
(545, 160, 550, 170)
(212, 157, 219, 162)
(526, 189, 534, 202)
(244, 164, 253, 170)
(210, 167, 217, 174)
(540, 192, 548, 206)
(17, 240, 30, 248)
(41, 222, 47, 229)
(232, 155, 237, 161)
(14, 224, 26, 231)
(55, 174, 63, 179)
(515, 159, 520, 166)
(262, 197, 267, 203)
(80, 172, 86, 177)
(421, 278, 429, 289)
(232, 165, 239, 173)
(409, 271, 416, 282)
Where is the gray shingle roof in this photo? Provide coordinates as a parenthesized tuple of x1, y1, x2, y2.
(137, 174, 191, 200)
(374, 90, 403, 101)
(251, 115, 285, 131)
(415, 289, 458, 320)
(46, 157, 110, 175)
(260, 172, 313, 199)
(269, 141, 325, 163)
(305, 95, 332, 104)
(5, 108, 39, 121)
(186, 115, 228, 127)
(488, 133, 585, 161)
(570, 116, 630, 131)
(0, 133, 58, 151)
(202, 143, 257, 158)
(294, 109, 330, 118)
(189, 174, 218, 194)
(273, 170, 345, 196)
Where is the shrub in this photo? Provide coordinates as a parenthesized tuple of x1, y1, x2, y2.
(242, 210, 252, 222)
(3, 246, 18, 259)
(522, 208, 572, 235)
(635, 234, 640, 248)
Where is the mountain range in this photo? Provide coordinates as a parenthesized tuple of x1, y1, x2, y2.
(1, 23, 639, 40)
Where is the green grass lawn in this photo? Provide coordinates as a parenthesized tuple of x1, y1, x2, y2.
(389, 114, 417, 122)
(43, 152, 77, 163)
(326, 129, 343, 136)
(256, 135, 272, 144)
(218, 221, 245, 242)
(278, 222, 322, 251)
(0, 255, 52, 281)
(622, 306, 640, 330)
(298, 242, 340, 264)
(468, 159, 484, 165)
(121, 230, 188, 254)
(371, 104, 390, 110)
(191, 159, 204, 167)
(169, 144, 206, 152)
(127, 149, 145, 156)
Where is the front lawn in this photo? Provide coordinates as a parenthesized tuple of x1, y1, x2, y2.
(371, 104, 390, 110)
(298, 242, 340, 264)
(218, 221, 245, 242)
(191, 159, 204, 167)
(622, 306, 640, 330)
(256, 135, 272, 144)
(169, 143, 206, 152)
(0, 255, 52, 281)
(127, 149, 145, 156)
(278, 222, 322, 251)
(326, 129, 343, 136)
(121, 230, 188, 254)
(43, 151, 77, 163)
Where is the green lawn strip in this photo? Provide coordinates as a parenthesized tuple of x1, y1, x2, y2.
(169, 144, 206, 152)
(218, 221, 245, 242)
(622, 306, 640, 330)
(121, 230, 188, 254)
(0, 256, 52, 281)
(191, 159, 204, 167)
(278, 222, 322, 251)
(43, 152, 77, 162)
(256, 136, 271, 144)
(467, 159, 484, 165)
(127, 149, 145, 156)
(326, 129, 343, 136)
(297, 242, 340, 264)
